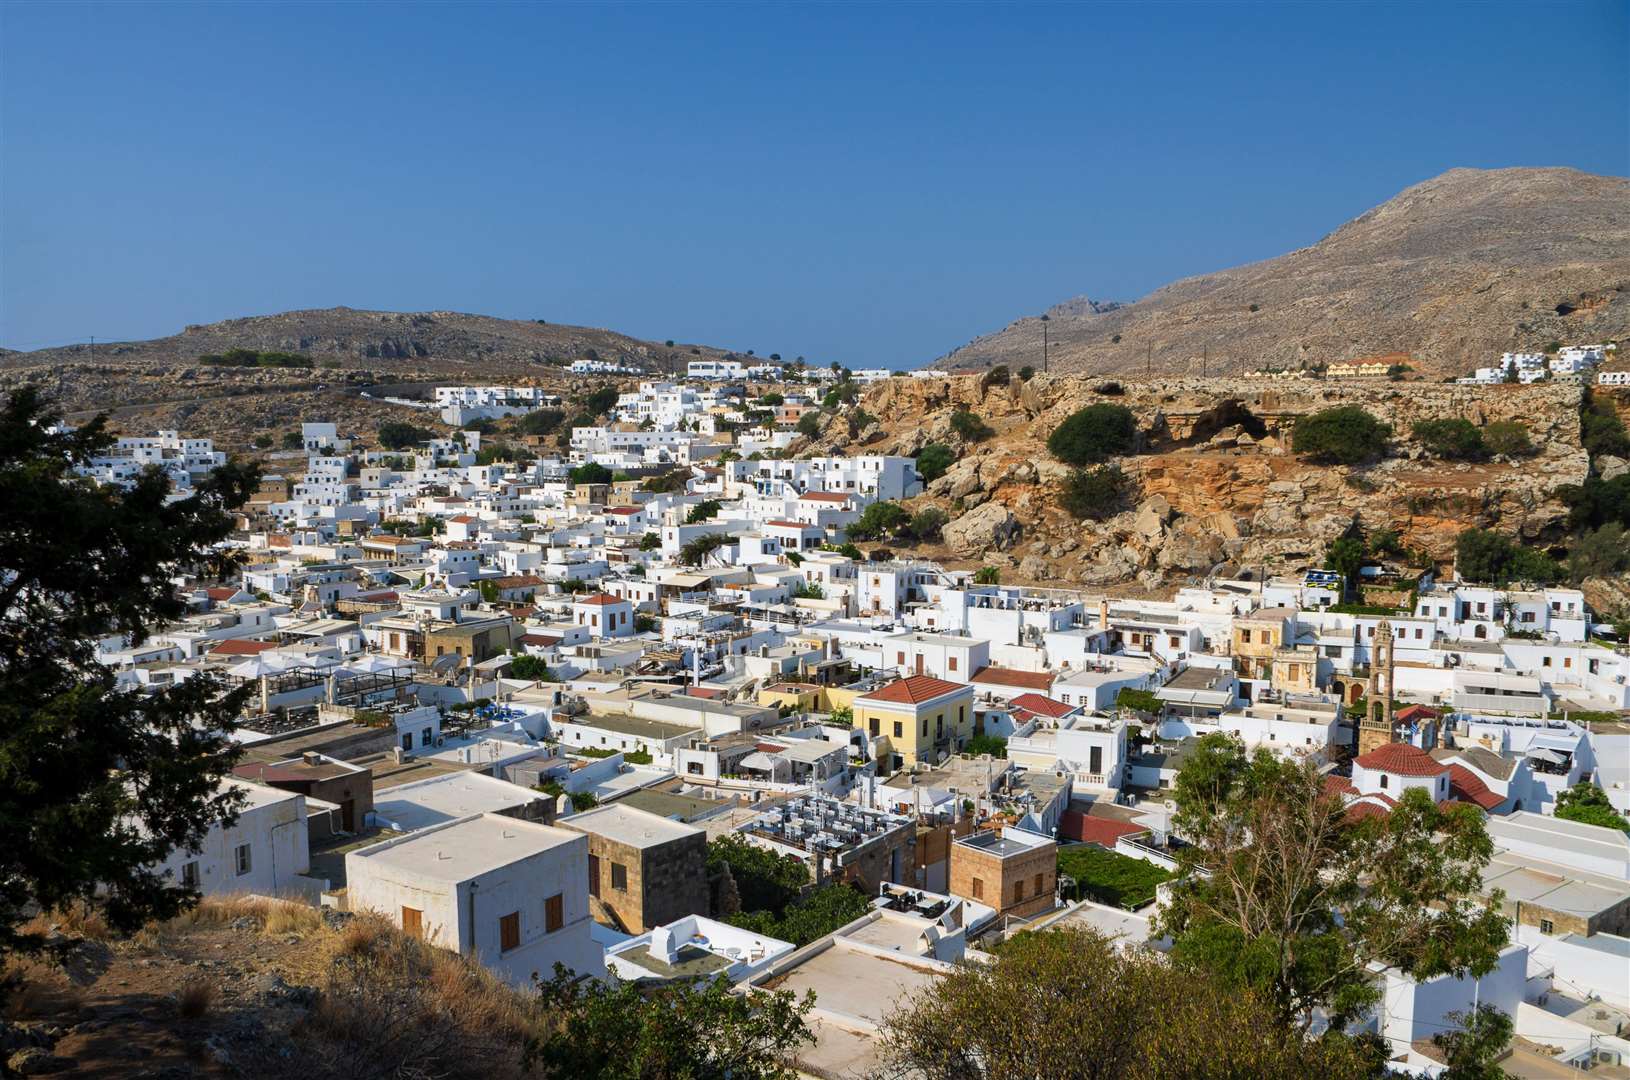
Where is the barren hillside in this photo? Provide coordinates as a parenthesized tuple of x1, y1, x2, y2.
(937, 168, 1630, 378)
(800, 372, 1611, 592)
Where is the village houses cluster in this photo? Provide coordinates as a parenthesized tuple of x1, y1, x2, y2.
(77, 372, 1630, 1078)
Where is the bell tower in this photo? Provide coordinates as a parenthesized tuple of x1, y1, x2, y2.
(1357, 618, 1395, 756)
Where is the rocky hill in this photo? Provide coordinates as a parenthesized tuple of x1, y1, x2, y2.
(1, 306, 737, 376)
(936, 168, 1630, 378)
(801, 372, 1607, 592)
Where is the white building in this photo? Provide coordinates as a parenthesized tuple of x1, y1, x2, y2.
(345, 812, 605, 985)
(153, 780, 318, 900)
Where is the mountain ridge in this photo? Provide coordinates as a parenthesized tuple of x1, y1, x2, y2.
(934, 166, 1630, 377)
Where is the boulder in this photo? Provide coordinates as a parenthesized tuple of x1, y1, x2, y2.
(1598, 455, 1628, 482)
(943, 501, 1021, 556)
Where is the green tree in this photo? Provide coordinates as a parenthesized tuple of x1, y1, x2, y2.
(1581, 390, 1630, 458)
(706, 833, 808, 916)
(795, 410, 823, 438)
(846, 500, 909, 541)
(972, 566, 1000, 585)
(1047, 403, 1137, 465)
(1159, 734, 1508, 1030)
(280, 430, 304, 450)
(1018, 365, 1035, 381)
(252, 434, 273, 449)
(1455, 528, 1562, 585)
(907, 508, 948, 542)
(0, 389, 259, 951)
(962, 733, 1007, 758)
(728, 883, 872, 946)
(517, 408, 566, 437)
(758, 392, 784, 407)
(582, 386, 620, 416)
(526, 965, 813, 1080)
(790, 580, 825, 600)
(1323, 534, 1368, 594)
(1483, 420, 1533, 458)
(949, 409, 995, 443)
(1567, 524, 1630, 581)
(568, 462, 613, 486)
(1432, 1004, 1514, 1080)
(680, 533, 731, 567)
(982, 365, 1011, 388)
(881, 927, 1383, 1080)
(1059, 464, 1132, 521)
(914, 443, 955, 483)
(506, 654, 557, 681)
(638, 531, 661, 551)
(686, 499, 722, 524)
(1292, 407, 1391, 465)
(1553, 781, 1628, 832)
(1413, 418, 1488, 460)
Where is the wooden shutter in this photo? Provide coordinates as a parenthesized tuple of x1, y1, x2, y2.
(401, 906, 423, 938)
(499, 912, 520, 952)
(545, 893, 563, 933)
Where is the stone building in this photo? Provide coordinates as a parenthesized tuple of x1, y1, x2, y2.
(561, 803, 709, 933)
(949, 826, 1057, 920)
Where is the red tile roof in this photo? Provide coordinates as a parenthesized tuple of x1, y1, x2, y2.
(605, 506, 643, 516)
(799, 492, 851, 503)
(209, 639, 278, 656)
(1445, 764, 1503, 810)
(1008, 693, 1076, 719)
(971, 666, 1055, 692)
(685, 686, 725, 700)
(1395, 704, 1443, 725)
(519, 633, 562, 647)
(205, 587, 239, 601)
(1324, 774, 1359, 798)
(448, 515, 476, 524)
(1354, 742, 1448, 778)
(575, 593, 627, 606)
(764, 520, 815, 530)
(1058, 811, 1144, 847)
(861, 674, 967, 705)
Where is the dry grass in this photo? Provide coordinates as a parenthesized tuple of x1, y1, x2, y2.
(175, 893, 324, 938)
(19, 901, 112, 942)
(1, 957, 85, 1020)
(175, 977, 215, 1019)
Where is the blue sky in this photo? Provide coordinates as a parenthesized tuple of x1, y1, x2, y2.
(4, 2, 1627, 367)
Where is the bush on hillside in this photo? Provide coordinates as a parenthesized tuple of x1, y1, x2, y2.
(949, 409, 995, 443)
(1047, 404, 1137, 466)
(1291, 406, 1390, 465)
(1454, 528, 1562, 585)
(1059, 464, 1133, 521)
(914, 443, 955, 483)
(377, 421, 432, 450)
(1412, 418, 1486, 460)
(1483, 420, 1534, 457)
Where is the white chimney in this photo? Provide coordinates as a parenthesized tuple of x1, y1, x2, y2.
(650, 925, 679, 964)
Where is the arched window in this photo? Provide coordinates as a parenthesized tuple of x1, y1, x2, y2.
(1379, 774, 1389, 789)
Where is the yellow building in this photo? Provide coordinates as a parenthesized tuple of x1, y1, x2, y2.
(852, 675, 975, 771)
(1232, 607, 1297, 682)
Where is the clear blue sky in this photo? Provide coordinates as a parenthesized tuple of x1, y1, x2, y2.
(4, 1, 1627, 367)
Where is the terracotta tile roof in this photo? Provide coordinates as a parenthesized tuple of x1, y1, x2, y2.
(1324, 774, 1359, 798)
(447, 514, 476, 524)
(971, 666, 1055, 692)
(1445, 764, 1504, 810)
(764, 520, 814, 529)
(575, 593, 626, 606)
(685, 686, 725, 699)
(1007, 693, 1075, 719)
(1354, 742, 1448, 778)
(1344, 800, 1393, 823)
(799, 491, 851, 503)
(1395, 704, 1442, 725)
(519, 633, 562, 647)
(1058, 811, 1143, 846)
(490, 576, 544, 589)
(860, 674, 967, 705)
(209, 639, 278, 656)
(605, 505, 643, 515)
(205, 587, 239, 601)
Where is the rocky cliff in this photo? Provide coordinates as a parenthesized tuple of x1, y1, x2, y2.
(936, 168, 1630, 379)
(805, 373, 1597, 591)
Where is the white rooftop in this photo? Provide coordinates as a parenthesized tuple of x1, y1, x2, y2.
(350, 812, 581, 883)
(371, 772, 545, 833)
(562, 802, 702, 848)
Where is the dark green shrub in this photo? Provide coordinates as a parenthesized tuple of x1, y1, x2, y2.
(1483, 420, 1533, 457)
(915, 443, 955, 483)
(1412, 419, 1487, 460)
(1291, 407, 1391, 465)
(950, 409, 995, 443)
(1047, 404, 1137, 465)
(1059, 465, 1132, 521)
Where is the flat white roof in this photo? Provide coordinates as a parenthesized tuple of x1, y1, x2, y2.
(1487, 811, 1630, 870)
(350, 812, 581, 883)
(371, 772, 543, 833)
(563, 803, 702, 848)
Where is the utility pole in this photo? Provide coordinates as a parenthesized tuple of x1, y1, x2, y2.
(1203, 345, 1208, 379)
(1040, 314, 1050, 374)
(1146, 343, 1151, 379)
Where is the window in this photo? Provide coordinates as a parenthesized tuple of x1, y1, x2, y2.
(1240, 629, 1251, 644)
(499, 912, 520, 952)
(1013, 880, 1025, 903)
(1414, 629, 1423, 640)
(1539, 919, 1554, 935)
(1034, 872, 1044, 895)
(401, 906, 424, 938)
(234, 843, 252, 876)
(180, 861, 199, 889)
(422, 727, 433, 745)
(948, 656, 957, 672)
(896, 651, 905, 665)
(971, 877, 983, 900)
(687, 761, 703, 775)
(1521, 611, 1536, 624)
(545, 894, 564, 933)
(1543, 656, 1552, 668)
(611, 863, 628, 892)
(893, 721, 903, 739)
(1379, 775, 1389, 789)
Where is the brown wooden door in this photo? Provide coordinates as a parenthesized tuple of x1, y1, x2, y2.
(340, 800, 355, 832)
(499, 911, 520, 953)
(588, 853, 601, 898)
(401, 906, 423, 938)
(545, 893, 563, 933)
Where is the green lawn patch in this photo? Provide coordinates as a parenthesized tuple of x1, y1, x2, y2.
(1057, 843, 1174, 910)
